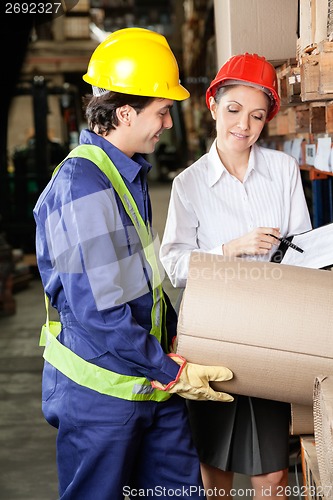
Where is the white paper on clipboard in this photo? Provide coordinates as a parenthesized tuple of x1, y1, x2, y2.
(280, 223, 333, 269)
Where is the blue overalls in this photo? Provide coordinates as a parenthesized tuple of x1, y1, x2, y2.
(33, 130, 204, 499)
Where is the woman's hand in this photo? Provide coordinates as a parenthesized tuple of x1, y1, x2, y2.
(222, 227, 281, 257)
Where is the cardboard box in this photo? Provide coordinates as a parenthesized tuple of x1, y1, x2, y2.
(300, 53, 333, 101)
(329, 7, 333, 41)
(295, 105, 310, 133)
(277, 64, 301, 105)
(276, 109, 292, 135)
(326, 101, 333, 134)
(299, 0, 329, 54)
(314, 0, 329, 46)
(313, 376, 333, 496)
(299, 0, 313, 52)
(300, 436, 325, 499)
(177, 254, 333, 406)
(213, 0, 299, 66)
(310, 103, 327, 134)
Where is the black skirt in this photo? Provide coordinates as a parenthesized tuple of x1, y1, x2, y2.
(187, 395, 290, 476)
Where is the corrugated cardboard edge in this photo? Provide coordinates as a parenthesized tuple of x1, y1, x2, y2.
(313, 375, 333, 494)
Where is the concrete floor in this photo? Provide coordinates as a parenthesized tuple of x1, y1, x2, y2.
(0, 181, 303, 499)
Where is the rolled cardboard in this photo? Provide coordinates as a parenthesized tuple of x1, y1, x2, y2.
(290, 404, 314, 435)
(177, 254, 333, 406)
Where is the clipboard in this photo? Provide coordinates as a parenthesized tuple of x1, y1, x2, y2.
(271, 223, 333, 269)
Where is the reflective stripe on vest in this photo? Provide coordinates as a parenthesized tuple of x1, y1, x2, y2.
(39, 144, 170, 402)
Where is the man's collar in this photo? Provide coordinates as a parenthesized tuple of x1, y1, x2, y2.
(104, 142, 151, 183)
(80, 129, 151, 183)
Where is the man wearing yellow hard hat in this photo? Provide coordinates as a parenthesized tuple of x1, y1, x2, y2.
(33, 27, 233, 498)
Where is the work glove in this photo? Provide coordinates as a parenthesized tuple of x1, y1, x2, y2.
(151, 354, 234, 402)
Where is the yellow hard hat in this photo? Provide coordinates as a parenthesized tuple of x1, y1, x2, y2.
(83, 27, 190, 101)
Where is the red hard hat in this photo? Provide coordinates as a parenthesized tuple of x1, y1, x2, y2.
(206, 53, 280, 121)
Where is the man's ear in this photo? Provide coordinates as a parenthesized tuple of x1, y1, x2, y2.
(116, 105, 133, 126)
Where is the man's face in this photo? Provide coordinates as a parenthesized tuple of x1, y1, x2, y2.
(125, 98, 174, 156)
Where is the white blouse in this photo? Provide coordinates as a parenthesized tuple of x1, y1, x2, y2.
(160, 139, 312, 288)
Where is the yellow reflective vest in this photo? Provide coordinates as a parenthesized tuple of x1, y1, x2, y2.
(39, 144, 171, 402)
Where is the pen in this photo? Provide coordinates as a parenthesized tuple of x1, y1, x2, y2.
(269, 234, 304, 254)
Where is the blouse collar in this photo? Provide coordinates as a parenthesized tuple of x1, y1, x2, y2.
(207, 139, 273, 187)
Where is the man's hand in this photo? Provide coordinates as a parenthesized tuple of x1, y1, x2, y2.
(152, 354, 234, 402)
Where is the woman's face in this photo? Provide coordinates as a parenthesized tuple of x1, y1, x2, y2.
(209, 85, 269, 154)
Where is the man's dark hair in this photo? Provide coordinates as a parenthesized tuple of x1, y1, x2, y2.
(83, 92, 155, 134)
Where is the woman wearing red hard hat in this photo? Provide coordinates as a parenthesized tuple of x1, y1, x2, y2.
(160, 53, 312, 498)
(205, 52, 281, 120)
